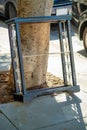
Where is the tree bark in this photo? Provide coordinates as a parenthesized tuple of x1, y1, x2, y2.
(16, 0, 53, 89)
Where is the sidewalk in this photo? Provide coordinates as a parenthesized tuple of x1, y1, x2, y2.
(0, 91, 87, 130)
(0, 21, 87, 130)
(0, 20, 11, 71)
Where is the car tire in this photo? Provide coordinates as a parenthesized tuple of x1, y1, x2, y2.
(83, 27, 87, 53)
(5, 3, 17, 19)
(8, 3, 17, 19)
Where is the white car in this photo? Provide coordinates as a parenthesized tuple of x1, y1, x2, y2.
(0, 0, 17, 19)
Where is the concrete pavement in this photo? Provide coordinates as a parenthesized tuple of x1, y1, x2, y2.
(0, 92, 87, 130)
(0, 20, 11, 71)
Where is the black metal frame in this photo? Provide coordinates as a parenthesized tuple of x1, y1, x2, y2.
(6, 15, 80, 102)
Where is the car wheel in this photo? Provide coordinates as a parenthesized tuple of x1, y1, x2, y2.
(83, 27, 87, 52)
(5, 3, 17, 19)
(8, 3, 17, 19)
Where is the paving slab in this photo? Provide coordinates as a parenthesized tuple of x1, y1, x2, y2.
(0, 92, 87, 130)
(0, 53, 11, 71)
(0, 112, 17, 130)
(34, 118, 87, 130)
(0, 21, 11, 71)
(0, 94, 66, 130)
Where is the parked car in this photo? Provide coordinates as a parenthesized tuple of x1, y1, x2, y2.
(0, 0, 17, 19)
(72, 0, 87, 52)
(0, 0, 72, 19)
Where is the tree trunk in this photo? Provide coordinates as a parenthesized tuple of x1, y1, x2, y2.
(16, 0, 53, 89)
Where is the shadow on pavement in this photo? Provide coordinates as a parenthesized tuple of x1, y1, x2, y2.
(77, 49, 87, 58)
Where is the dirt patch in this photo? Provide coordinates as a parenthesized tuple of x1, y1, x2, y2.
(46, 72, 64, 87)
(0, 71, 14, 104)
(0, 71, 64, 104)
